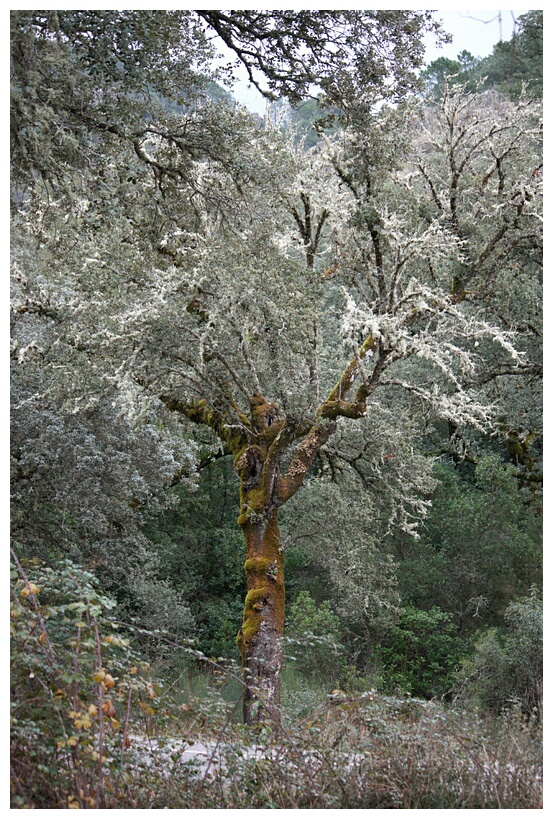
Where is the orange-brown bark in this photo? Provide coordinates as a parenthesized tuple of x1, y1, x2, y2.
(148, 343, 388, 725)
(236, 511, 284, 724)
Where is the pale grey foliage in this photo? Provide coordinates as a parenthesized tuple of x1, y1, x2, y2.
(281, 474, 401, 649)
(11, 217, 200, 636)
(303, 87, 541, 454)
(11, 59, 541, 636)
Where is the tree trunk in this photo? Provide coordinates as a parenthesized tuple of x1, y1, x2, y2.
(236, 511, 285, 725)
(160, 380, 372, 725)
(174, 392, 345, 725)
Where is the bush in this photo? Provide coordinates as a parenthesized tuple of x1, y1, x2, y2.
(285, 591, 342, 682)
(117, 690, 542, 809)
(455, 586, 542, 716)
(10, 551, 165, 808)
(374, 605, 468, 699)
(10, 553, 542, 809)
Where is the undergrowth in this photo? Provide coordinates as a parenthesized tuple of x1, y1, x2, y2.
(10, 554, 542, 809)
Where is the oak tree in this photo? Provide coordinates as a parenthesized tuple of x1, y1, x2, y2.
(11, 12, 541, 724)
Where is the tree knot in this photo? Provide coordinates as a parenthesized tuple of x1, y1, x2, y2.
(235, 445, 263, 488)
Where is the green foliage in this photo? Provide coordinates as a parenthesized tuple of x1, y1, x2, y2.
(10, 552, 165, 809)
(144, 458, 245, 660)
(286, 591, 342, 681)
(421, 52, 480, 97)
(394, 456, 541, 630)
(422, 11, 542, 100)
(198, 599, 245, 659)
(478, 11, 543, 99)
(455, 586, 542, 716)
(375, 605, 468, 699)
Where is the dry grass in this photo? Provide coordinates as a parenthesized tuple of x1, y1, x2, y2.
(105, 690, 542, 809)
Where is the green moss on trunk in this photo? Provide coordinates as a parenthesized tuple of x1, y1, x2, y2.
(236, 513, 285, 724)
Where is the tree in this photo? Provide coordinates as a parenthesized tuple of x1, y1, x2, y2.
(422, 11, 543, 101)
(10, 10, 215, 198)
(10, 10, 445, 198)
(195, 10, 446, 111)
(393, 457, 542, 631)
(478, 10, 543, 99)
(11, 12, 540, 725)
(411, 84, 542, 464)
(119, 100, 535, 722)
(421, 54, 480, 99)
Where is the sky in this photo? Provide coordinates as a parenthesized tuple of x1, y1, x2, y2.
(228, 8, 535, 115)
(426, 9, 530, 61)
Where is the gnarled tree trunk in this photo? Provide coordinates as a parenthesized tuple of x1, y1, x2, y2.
(159, 354, 377, 726)
(236, 511, 284, 724)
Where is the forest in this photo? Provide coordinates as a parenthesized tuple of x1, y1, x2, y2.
(10, 10, 542, 809)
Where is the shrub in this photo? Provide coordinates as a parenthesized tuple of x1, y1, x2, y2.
(10, 550, 165, 809)
(374, 605, 468, 698)
(455, 586, 542, 716)
(122, 690, 542, 809)
(10, 551, 542, 809)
